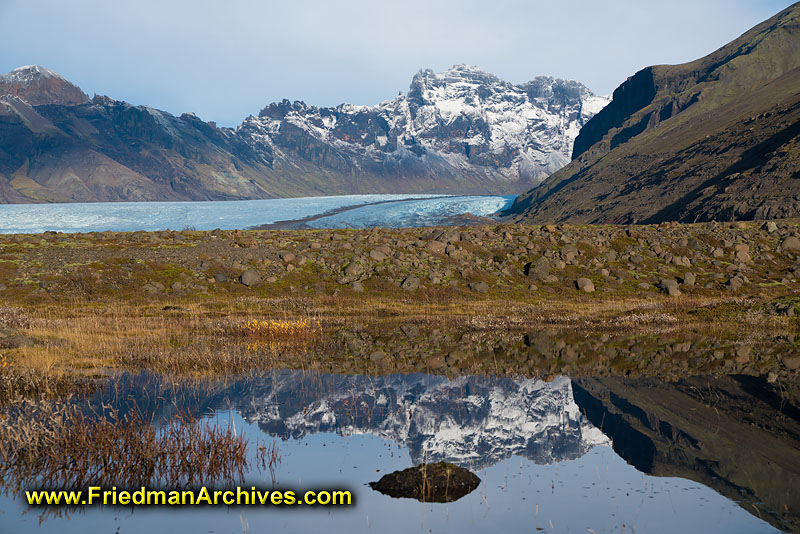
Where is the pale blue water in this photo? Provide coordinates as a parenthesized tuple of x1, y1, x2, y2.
(0, 195, 516, 234)
(0, 371, 781, 533)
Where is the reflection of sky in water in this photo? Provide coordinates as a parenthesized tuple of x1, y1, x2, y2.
(0, 194, 513, 234)
(0, 371, 780, 533)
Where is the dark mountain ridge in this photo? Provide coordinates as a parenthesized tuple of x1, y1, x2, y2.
(507, 3, 800, 224)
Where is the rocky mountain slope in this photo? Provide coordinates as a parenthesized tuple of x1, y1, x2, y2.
(506, 2, 800, 224)
(0, 65, 607, 203)
(0, 65, 89, 106)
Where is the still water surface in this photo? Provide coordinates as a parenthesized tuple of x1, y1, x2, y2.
(2, 370, 793, 533)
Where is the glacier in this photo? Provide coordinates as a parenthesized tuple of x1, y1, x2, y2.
(308, 195, 516, 229)
(0, 194, 514, 234)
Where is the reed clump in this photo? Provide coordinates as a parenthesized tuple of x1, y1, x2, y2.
(0, 362, 97, 407)
(0, 402, 248, 492)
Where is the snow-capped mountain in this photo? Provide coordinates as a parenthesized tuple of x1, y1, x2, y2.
(240, 65, 609, 191)
(0, 64, 608, 202)
(238, 372, 609, 470)
(0, 65, 89, 106)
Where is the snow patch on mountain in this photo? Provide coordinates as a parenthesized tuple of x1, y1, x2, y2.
(0, 65, 68, 85)
(238, 65, 610, 191)
(240, 373, 610, 470)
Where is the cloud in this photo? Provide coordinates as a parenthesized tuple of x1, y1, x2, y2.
(0, 0, 791, 126)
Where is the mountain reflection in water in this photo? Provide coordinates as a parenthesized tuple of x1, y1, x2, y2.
(91, 369, 800, 531)
(2, 369, 795, 533)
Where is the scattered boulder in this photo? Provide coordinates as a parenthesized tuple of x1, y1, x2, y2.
(576, 278, 595, 293)
(425, 241, 446, 254)
(735, 249, 751, 263)
(468, 281, 489, 294)
(783, 355, 800, 371)
(561, 245, 578, 262)
(524, 257, 550, 281)
(369, 350, 388, 363)
(763, 221, 778, 233)
(727, 277, 743, 291)
(239, 269, 261, 287)
(682, 272, 696, 286)
(735, 346, 751, 363)
(401, 276, 420, 291)
(370, 249, 388, 261)
(780, 236, 800, 254)
(214, 273, 228, 283)
(279, 252, 296, 264)
(350, 281, 364, 292)
(369, 462, 481, 503)
(659, 279, 682, 297)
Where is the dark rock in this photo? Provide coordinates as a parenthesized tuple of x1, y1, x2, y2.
(214, 273, 228, 283)
(524, 257, 551, 281)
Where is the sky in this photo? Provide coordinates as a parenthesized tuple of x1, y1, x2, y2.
(0, 0, 793, 127)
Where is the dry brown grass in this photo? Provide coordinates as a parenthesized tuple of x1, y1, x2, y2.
(1, 290, 793, 377)
(0, 401, 249, 492)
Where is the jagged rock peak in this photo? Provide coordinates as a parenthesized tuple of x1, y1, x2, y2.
(243, 65, 610, 191)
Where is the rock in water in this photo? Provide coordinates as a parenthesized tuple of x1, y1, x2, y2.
(369, 462, 481, 503)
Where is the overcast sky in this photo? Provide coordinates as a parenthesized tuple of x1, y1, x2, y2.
(0, 0, 792, 126)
